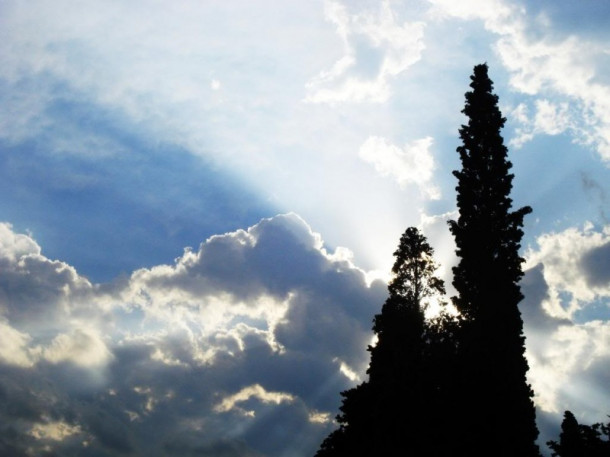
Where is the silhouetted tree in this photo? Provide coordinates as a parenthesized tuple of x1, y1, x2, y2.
(315, 227, 454, 457)
(448, 63, 539, 456)
(547, 411, 610, 457)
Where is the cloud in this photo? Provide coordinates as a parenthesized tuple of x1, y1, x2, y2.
(0, 215, 386, 456)
(418, 211, 459, 297)
(359, 136, 440, 198)
(305, 0, 426, 103)
(42, 327, 113, 367)
(0, 223, 94, 327)
(511, 99, 572, 148)
(0, 319, 34, 367)
(0, 214, 608, 455)
(525, 223, 610, 318)
(214, 384, 295, 416)
(525, 312, 610, 418)
(29, 420, 82, 441)
(520, 224, 610, 420)
(0, 1, 324, 162)
(427, 0, 517, 25)
(428, 0, 610, 163)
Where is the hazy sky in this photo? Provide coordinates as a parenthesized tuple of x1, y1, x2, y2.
(1, 1, 609, 455)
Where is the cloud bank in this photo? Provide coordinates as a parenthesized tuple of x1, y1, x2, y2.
(0, 215, 386, 456)
(1, 215, 608, 455)
(521, 223, 610, 432)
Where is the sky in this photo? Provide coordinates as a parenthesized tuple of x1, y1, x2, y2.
(0, 0, 609, 455)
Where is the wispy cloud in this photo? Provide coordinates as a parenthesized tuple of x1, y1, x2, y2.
(305, 0, 426, 103)
(359, 135, 440, 198)
(429, 0, 610, 163)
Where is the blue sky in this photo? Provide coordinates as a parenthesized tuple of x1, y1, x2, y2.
(0, 1, 609, 455)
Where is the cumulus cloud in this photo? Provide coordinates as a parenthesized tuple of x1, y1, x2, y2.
(305, 0, 426, 103)
(42, 327, 113, 367)
(0, 215, 386, 456)
(359, 136, 440, 198)
(530, 320, 610, 414)
(520, 224, 610, 421)
(0, 319, 34, 367)
(524, 223, 610, 318)
(0, 214, 608, 455)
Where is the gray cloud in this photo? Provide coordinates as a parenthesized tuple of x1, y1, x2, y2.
(580, 241, 610, 287)
(0, 214, 385, 456)
(520, 234, 610, 430)
(1, 214, 608, 456)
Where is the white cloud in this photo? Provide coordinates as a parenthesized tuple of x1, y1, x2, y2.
(528, 320, 610, 414)
(214, 384, 295, 416)
(519, 224, 610, 418)
(511, 99, 572, 148)
(308, 410, 332, 424)
(120, 214, 379, 369)
(419, 211, 458, 298)
(333, 357, 361, 383)
(29, 420, 83, 441)
(534, 100, 571, 135)
(359, 136, 440, 198)
(427, 0, 517, 30)
(525, 223, 610, 318)
(0, 222, 41, 261)
(42, 327, 113, 367)
(305, 0, 426, 103)
(429, 0, 610, 162)
(0, 319, 35, 367)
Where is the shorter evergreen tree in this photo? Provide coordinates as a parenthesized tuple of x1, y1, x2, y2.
(315, 227, 456, 457)
(547, 410, 610, 457)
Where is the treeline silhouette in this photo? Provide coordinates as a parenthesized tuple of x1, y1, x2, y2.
(548, 411, 610, 456)
(314, 64, 609, 456)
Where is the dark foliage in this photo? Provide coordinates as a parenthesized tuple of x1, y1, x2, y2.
(448, 63, 539, 456)
(547, 411, 610, 457)
(315, 63, 542, 456)
(315, 228, 456, 457)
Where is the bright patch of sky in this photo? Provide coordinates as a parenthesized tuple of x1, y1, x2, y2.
(0, 0, 609, 455)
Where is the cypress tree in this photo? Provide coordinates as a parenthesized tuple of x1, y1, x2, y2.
(315, 227, 451, 456)
(448, 63, 539, 456)
(547, 411, 610, 457)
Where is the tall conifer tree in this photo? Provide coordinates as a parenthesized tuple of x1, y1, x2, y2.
(448, 63, 539, 456)
(315, 227, 450, 456)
